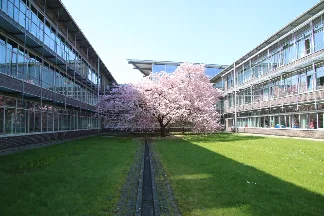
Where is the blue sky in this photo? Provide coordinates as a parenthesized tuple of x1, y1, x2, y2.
(62, 0, 319, 84)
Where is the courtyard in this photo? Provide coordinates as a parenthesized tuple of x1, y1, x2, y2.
(0, 136, 141, 216)
(0, 133, 323, 215)
(153, 133, 324, 215)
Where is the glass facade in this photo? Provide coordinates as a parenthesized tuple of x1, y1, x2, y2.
(0, 0, 115, 137)
(223, 18, 324, 92)
(218, 11, 324, 131)
(152, 64, 223, 78)
(0, 0, 99, 86)
(0, 94, 98, 135)
(0, 33, 99, 105)
(233, 104, 324, 130)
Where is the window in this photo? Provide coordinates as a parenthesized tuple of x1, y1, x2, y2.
(299, 73, 307, 93)
(228, 94, 233, 107)
(316, 64, 324, 89)
(166, 65, 178, 73)
(269, 85, 274, 98)
(19, 1, 27, 28)
(314, 28, 324, 52)
(0, 42, 6, 66)
(245, 89, 251, 104)
(226, 74, 233, 89)
(7, 0, 14, 18)
(305, 38, 311, 55)
(291, 73, 298, 94)
(213, 80, 223, 89)
(152, 64, 165, 73)
(281, 40, 294, 65)
(263, 83, 269, 101)
(297, 39, 305, 58)
(307, 72, 313, 91)
(244, 69, 251, 82)
(283, 75, 291, 95)
(238, 71, 243, 85)
(0, 107, 3, 134)
(271, 80, 280, 98)
(1, 0, 8, 12)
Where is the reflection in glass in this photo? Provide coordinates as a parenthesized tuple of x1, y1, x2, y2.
(166, 65, 177, 73)
(152, 64, 165, 73)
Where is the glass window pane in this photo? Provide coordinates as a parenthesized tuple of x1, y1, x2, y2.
(152, 64, 165, 73)
(166, 65, 178, 73)
(5, 107, 15, 134)
(0, 107, 3, 134)
(314, 29, 324, 52)
(316, 65, 324, 89)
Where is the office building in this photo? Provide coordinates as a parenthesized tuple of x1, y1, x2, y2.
(211, 1, 324, 137)
(0, 0, 116, 149)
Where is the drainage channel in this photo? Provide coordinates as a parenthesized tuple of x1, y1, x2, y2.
(136, 137, 159, 216)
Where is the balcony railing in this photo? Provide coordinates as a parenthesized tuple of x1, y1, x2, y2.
(225, 88, 324, 114)
(224, 49, 324, 96)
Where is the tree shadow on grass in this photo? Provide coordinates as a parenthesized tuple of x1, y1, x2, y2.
(156, 136, 324, 216)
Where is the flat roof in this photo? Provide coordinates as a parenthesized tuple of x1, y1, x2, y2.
(210, 1, 324, 82)
(38, 0, 117, 84)
(127, 59, 228, 76)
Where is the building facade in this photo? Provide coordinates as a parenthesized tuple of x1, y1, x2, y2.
(0, 0, 116, 149)
(211, 1, 324, 136)
(127, 59, 227, 118)
(127, 59, 227, 79)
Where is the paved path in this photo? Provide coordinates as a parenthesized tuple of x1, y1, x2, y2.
(239, 133, 324, 142)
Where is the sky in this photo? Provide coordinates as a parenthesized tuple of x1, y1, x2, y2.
(62, 0, 320, 84)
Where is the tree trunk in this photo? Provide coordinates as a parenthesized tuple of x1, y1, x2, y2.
(159, 120, 167, 137)
(160, 124, 166, 137)
(159, 118, 171, 137)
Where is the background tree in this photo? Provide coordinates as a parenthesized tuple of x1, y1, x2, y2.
(97, 63, 223, 136)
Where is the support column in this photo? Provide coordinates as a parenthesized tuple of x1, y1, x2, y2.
(299, 114, 301, 128)
(234, 63, 237, 131)
(40, 0, 47, 132)
(289, 115, 291, 128)
(97, 57, 100, 134)
(311, 20, 315, 54)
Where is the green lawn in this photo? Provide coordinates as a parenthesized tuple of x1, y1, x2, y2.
(0, 136, 140, 216)
(154, 134, 324, 216)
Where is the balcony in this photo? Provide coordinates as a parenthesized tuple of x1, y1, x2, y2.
(0, 73, 95, 111)
(224, 49, 324, 96)
(224, 88, 324, 114)
(0, 10, 98, 91)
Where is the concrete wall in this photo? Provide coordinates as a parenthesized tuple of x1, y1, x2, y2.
(227, 127, 324, 139)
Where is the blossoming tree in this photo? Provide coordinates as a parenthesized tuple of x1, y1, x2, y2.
(97, 63, 223, 136)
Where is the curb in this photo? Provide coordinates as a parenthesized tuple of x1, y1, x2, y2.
(135, 142, 145, 216)
(149, 143, 160, 216)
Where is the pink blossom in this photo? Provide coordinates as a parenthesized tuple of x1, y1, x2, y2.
(97, 63, 223, 136)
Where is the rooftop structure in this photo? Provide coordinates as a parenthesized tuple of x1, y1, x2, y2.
(127, 59, 228, 78)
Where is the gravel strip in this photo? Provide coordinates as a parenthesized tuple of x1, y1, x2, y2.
(149, 141, 181, 216)
(116, 139, 144, 216)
